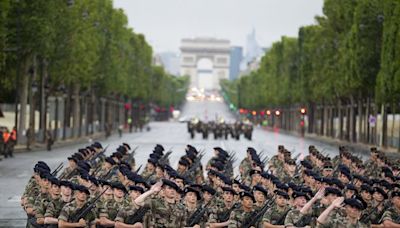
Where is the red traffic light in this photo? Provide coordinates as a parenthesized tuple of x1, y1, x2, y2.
(275, 110, 281, 116)
(300, 108, 306, 114)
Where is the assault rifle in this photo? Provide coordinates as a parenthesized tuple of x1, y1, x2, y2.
(126, 146, 139, 164)
(274, 207, 291, 225)
(186, 198, 213, 227)
(183, 152, 205, 179)
(27, 215, 45, 228)
(71, 188, 108, 222)
(158, 147, 173, 166)
(103, 165, 119, 180)
(135, 164, 142, 173)
(217, 202, 240, 222)
(293, 214, 313, 227)
(125, 206, 150, 224)
(51, 163, 64, 176)
(88, 145, 109, 167)
(242, 196, 275, 228)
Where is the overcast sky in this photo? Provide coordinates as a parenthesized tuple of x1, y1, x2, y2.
(113, 0, 324, 53)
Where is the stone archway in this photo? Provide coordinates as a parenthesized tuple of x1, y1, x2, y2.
(180, 38, 230, 90)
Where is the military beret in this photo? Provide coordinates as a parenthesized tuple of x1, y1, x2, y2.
(88, 176, 98, 186)
(278, 145, 285, 151)
(292, 191, 310, 200)
(162, 179, 180, 192)
(232, 179, 241, 185)
(201, 185, 216, 195)
(79, 173, 90, 181)
(122, 143, 131, 150)
(340, 170, 352, 181)
(36, 161, 51, 172)
(391, 191, 400, 198)
(344, 196, 366, 210)
(323, 163, 334, 170)
(253, 185, 268, 197)
(324, 187, 342, 197)
(301, 160, 313, 170)
(111, 152, 123, 160)
(67, 156, 78, 163)
(155, 144, 165, 152)
(77, 161, 91, 173)
(178, 159, 190, 167)
(222, 186, 237, 195)
(49, 177, 61, 186)
(249, 169, 262, 176)
(111, 182, 127, 193)
(288, 182, 298, 190)
(274, 190, 289, 199)
(105, 157, 116, 165)
(345, 184, 358, 192)
(373, 187, 388, 199)
(276, 183, 289, 192)
(117, 146, 127, 154)
(285, 159, 296, 166)
(247, 147, 256, 153)
(60, 180, 74, 189)
(380, 180, 393, 190)
(239, 184, 251, 192)
(331, 178, 344, 189)
(92, 142, 103, 149)
(360, 184, 373, 194)
(147, 158, 158, 166)
(40, 172, 52, 180)
(98, 179, 111, 187)
(304, 169, 316, 177)
(240, 191, 255, 202)
(75, 184, 90, 195)
(129, 185, 144, 194)
(184, 186, 202, 200)
(261, 172, 271, 179)
(150, 153, 162, 160)
(134, 177, 150, 189)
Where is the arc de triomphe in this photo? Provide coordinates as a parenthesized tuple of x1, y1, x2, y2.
(180, 38, 230, 90)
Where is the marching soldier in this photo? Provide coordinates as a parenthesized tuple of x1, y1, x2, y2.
(114, 185, 145, 228)
(207, 186, 238, 227)
(44, 180, 74, 226)
(262, 190, 290, 228)
(134, 180, 186, 227)
(58, 185, 97, 228)
(228, 191, 255, 228)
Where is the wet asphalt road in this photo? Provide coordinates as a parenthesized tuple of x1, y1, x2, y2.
(0, 100, 347, 227)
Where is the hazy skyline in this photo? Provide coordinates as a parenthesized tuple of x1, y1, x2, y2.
(113, 0, 324, 53)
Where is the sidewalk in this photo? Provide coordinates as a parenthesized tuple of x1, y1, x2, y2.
(10, 132, 106, 154)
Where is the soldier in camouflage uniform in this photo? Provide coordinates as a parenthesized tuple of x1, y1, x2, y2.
(284, 191, 309, 228)
(33, 177, 61, 226)
(98, 182, 130, 227)
(183, 186, 206, 228)
(228, 191, 255, 228)
(95, 157, 117, 179)
(239, 148, 254, 181)
(134, 180, 186, 227)
(206, 186, 239, 227)
(252, 185, 268, 211)
(381, 191, 400, 227)
(115, 186, 145, 227)
(268, 146, 285, 175)
(25, 172, 51, 223)
(317, 196, 369, 228)
(59, 156, 79, 180)
(262, 190, 290, 227)
(58, 185, 97, 228)
(43, 180, 74, 226)
(141, 158, 157, 180)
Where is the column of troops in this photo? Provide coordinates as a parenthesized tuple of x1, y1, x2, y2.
(21, 142, 400, 228)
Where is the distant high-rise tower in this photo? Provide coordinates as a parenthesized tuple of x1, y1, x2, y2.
(229, 46, 243, 81)
(244, 28, 263, 64)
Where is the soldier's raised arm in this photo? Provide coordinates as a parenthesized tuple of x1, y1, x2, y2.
(134, 181, 162, 206)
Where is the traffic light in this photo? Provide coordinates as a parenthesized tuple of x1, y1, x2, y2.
(300, 108, 306, 115)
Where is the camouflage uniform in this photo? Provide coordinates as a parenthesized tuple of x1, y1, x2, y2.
(284, 208, 303, 227)
(207, 201, 240, 224)
(22, 177, 38, 200)
(262, 204, 291, 225)
(239, 157, 251, 180)
(58, 201, 97, 228)
(98, 197, 130, 221)
(380, 207, 400, 224)
(184, 204, 208, 227)
(44, 197, 70, 219)
(316, 214, 369, 228)
(143, 197, 185, 227)
(228, 208, 255, 228)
